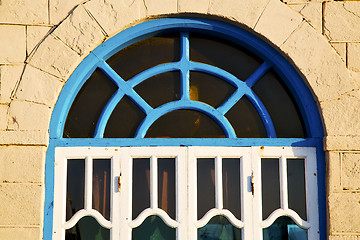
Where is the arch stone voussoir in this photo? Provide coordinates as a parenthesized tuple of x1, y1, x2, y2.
(27, 34, 81, 81)
(83, 0, 148, 38)
(254, 0, 303, 46)
(281, 21, 357, 103)
(51, 5, 107, 56)
(207, 0, 268, 29)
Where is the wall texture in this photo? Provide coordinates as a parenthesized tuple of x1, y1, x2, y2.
(0, 0, 360, 239)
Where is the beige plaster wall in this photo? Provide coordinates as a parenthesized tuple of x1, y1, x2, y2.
(0, 0, 360, 239)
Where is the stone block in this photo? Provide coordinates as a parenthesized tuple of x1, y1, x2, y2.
(15, 65, 64, 106)
(281, 22, 357, 102)
(0, 105, 8, 130)
(0, 26, 26, 64)
(324, 2, 360, 42)
(328, 192, 360, 233)
(325, 136, 360, 151)
(283, 0, 322, 3)
(28, 34, 80, 80)
(7, 101, 52, 131)
(84, 0, 147, 37)
(342, 152, 360, 191)
(0, 146, 45, 183)
(0, 227, 41, 240)
(329, 236, 360, 240)
(348, 43, 360, 72)
(320, 90, 360, 136)
(0, 184, 42, 225)
(254, 0, 303, 46)
(351, 71, 360, 87)
(0, 130, 48, 145)
(144, 0, 177, 16)
(0, 64, 24, 104)
(178, 0, 209, 13)
(330, 42, 347, 63)
(326, 151, 342, 193)
(49, 0, 84, 25)
(27, 26, 52, 56)
(52, 5, 106, 56)
(208, 0, 268, 28)
(288, 3, 322, 33)
(0, 0, 48, 25)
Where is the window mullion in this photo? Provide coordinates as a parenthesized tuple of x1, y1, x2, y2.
(279, 156, 288, 210)
(187, 147, 197, 239)
(84, 156, 93, 210)
(215, 155, 223, 209)
(150, 156, 158, 209)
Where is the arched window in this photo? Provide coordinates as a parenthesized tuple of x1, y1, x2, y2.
(45, 18, 325, 240)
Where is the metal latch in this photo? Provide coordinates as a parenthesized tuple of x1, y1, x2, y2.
(251, 171, 255, 196)
(118, 173, 121, 191)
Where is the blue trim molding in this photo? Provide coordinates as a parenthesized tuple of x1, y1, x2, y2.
(44, 17, 326, 240)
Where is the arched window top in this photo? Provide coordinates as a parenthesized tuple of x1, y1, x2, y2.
(46, 18, 326, 240)
(51, 18, 323, 141)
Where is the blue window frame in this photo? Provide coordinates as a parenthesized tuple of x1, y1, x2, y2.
(44, 17, 326, 240)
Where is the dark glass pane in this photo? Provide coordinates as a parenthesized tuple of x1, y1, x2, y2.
(64, 69, 118, 138)
(66, 159, 85, 221)
(262, 158, 280, 220)
(287, 159, 307, 220)
(223, 158, 241, 220)
(145, 110, 225, 138)
(132, 158, 150, 219)
(65, 216, 110, 240)
(252, 70, 306, 138)
(225, 97, 267, 138)
(107, 33, 180, 80)
(93, 159, 111, 220)
(104, 96, 146, 138)
(190, 71, 236, 108)
(132, 215, 176, 240)
(190, 32, 263, 81)
(158, 158, 176, 219)
(134, 71, 180, 108)
(197, 158, 215, 219)
(198, 215, 242, 240)
(263, 216, 307, 240)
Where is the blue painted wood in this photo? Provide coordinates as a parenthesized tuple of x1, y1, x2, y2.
(245, 61, 272, 88)
(94, 90, 125, 138)
(50, 18, 323, 140)
(245, 90, 277, 138)
(50, 137, 322, 147)
(135, 99, 237, 138)
(49, 52, 100, 139)
(217, 87, 247, 114)
(127, 62, 180, 88)
(45, 18, 326, 240)
(98, 61, 153, 115)
(180, 32, 190, 100)
(190, 61, 243, 86)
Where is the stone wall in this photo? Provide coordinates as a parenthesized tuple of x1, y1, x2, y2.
(0, 0, 360, 239)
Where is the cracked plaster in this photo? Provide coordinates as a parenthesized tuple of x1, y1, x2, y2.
(324, 2, 360, 42)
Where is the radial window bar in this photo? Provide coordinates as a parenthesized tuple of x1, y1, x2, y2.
(63, 31, 306, 139)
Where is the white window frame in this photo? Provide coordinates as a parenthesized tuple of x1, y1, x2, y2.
(53, 146, 318, 240)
